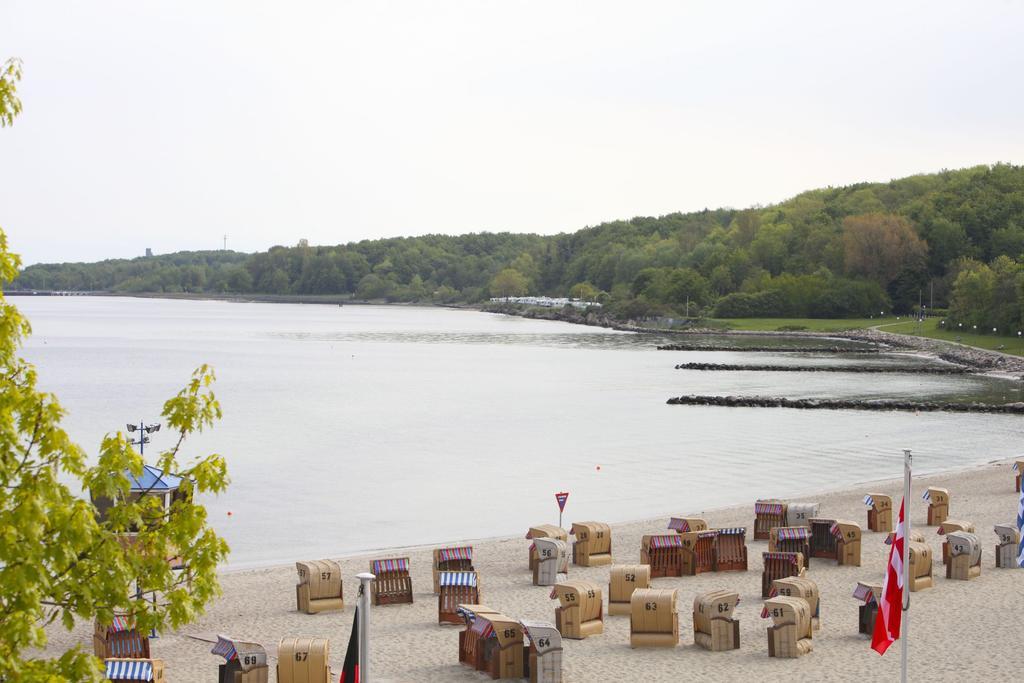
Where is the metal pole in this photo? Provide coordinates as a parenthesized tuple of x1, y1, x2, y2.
(901, 448, 912, 683)
(138, 420, 144, 455)
(356, 572, 375, 682)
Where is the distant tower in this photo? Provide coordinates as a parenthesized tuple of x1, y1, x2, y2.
(223, 234, 228, 251)
(145, 248, 153, 257)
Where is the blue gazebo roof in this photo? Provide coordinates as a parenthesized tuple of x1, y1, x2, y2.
(126, 465, 183, 492)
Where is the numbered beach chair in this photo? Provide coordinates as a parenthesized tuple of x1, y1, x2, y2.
(832, 520, 862, 566)
(526, 526, 568, 571)
(763, 597, 813, 658)
(433, 546, 474, 593)
(104, 659, 165, 683)
(641, 534, 684, 578)
(770, 576, 821, 631)
(276, 638, 329, 683)
(771, 526, 812, 562)
(693, 590, 740, 651)
(295, 560, 343, 614)
(853, 581, 882, 635)
(945, 532, 982, 581)
(679, 530, 718, 575)
(472, 613, 525, 679)
(865, 493, 893, 532)
(808, 519, 838, 560)
(937, 520, 975, 565)
(211, 635, 269, 683)
(94, 614, 150, 660)
(787, 502, 820, 527)
(667, 516, 707, 533)
(908, 541, 933, 591)
(995, 523, 1021, 568)
(521, 620, 562, 683)
(761, 551, 805, 598)
(532, 538, 568, 587)
(886, 529, 925, 545)
(754, 500, 788, 540)
(570, 521, 612, 566)
(456, 604, 499, 669)
(551, 580, 603, 639)
(370, 557, 413, 606)
(1015, 460, 1024, 492)
(714, 527, 748, 571)
(630, 588, 678, 648)
(439, 571, 480, 624)
(924, 487, 950, 525)
(608, 564, 651, 616)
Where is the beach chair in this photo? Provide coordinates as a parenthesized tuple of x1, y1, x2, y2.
(770, 576, 821, 631)
(761, 551, 805, 598)
(763, 597, 813, 658)
(886, 529, 925, 545)
(532, 538, 568, 587)
(667, 516, 707, 533)
(832, 520, 862, 566)
(521, 620, 562, 683)
(771, 526, 812, 563)
(714, 527, 748, 571)
(679, 530, 718, 575)
(608, 564, 651, 616)
(1015, 460, 1024, 492)
(456, 604, 499, 669)
(630, 588, 678, 648)
(808, 519, 838, 560)
(295, 560, 343, 614)
(693, 590, 740, 651)
(640, 534, 684, 578)
(211, 635, 269, 683)
(853, 581, 882, 636)
(945, 532, 982, 581)
(754, 500, 787, 540)
(433, 546, 474, 593)
(865, 493, 893, 533)
(937, 520, 975, 565)
(370, 557, 413, 606)
(471, 613, 525, 679)
(94, 614, 150, 660)
(439, 571, 480, 624)
(924, 487, 950, 525)
(104, 659, 165, 683)
(570, 521, 612, 566)
(908, 541, 933, 591)
(526, 525, 568, 571)
(551, 580, 603, 639)
(995, 523, 1021, 568)
(276, 638, 329, 683)
(787, 502, 820, 527)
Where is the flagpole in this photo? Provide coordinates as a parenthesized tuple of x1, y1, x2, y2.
(357, 572, 375, 682)
(901, 449, 912, 683)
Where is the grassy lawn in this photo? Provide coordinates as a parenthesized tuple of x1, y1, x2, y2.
(876, 318, 1024, 357)
(710, 317, 892, 332)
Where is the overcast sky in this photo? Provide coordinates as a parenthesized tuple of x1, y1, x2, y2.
(1, 1, 1022, 266)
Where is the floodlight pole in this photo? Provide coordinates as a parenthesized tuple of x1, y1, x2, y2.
(356, 572, 375, 682)
(901, 448, 912, 683)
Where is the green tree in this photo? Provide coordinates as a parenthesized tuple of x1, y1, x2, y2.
(489, 267, 529, 297)
(0, 58, 21, 127)
(569, 281, 597, 301)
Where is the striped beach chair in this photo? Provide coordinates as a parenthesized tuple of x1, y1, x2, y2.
(433, 546, 474, 593)
(808, 518, 838, 560)
(667, 516, 708, 533)
(680, 530, 718, 575)
(641, 534, 684, 578)
(370, 557, 413, 606)
(853, 581, 882, 635)
(211, 635, 268, 682)
(761, 551, 805, 598)
(754, 500, 787, 540)
(438, 571, 480, 624)
(104, 658, 164, 682)
(456, 604, 499, 668)
(771, 526, 812, 562)
(864, 493, 893, 532)
(94, 615, 150, 660)
(714, 528, 748, 571)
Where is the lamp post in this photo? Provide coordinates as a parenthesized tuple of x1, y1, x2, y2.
(126, 421, 161, 455)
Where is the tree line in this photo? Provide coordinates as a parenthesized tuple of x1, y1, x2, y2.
(13, 164, 1024, 334)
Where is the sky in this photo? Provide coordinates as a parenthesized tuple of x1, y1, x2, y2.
(1, 1, 1023, 266)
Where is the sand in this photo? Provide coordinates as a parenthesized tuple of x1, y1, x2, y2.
(45, 459, 1024, 682)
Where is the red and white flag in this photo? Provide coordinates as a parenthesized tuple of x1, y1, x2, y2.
(872, 498, 905, 655)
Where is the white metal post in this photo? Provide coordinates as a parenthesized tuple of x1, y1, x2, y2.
(901, 449, 912, 683)
(356, 572, 375, 682)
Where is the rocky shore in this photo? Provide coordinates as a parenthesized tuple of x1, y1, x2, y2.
(666, 394, 1024, 413)
(673, 362, 971, 374)
(656, 343, 882, 353)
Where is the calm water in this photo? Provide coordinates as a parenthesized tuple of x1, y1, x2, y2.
(16, 296, 1023, 568)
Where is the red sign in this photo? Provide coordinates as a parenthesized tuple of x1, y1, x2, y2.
(555, 492, 569, 512)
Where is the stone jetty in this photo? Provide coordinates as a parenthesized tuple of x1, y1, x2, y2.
(656, 343, 881, 353)
(673, 362, 971, 374)
(666, 394, 1024, 414)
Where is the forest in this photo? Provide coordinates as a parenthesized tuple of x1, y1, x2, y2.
(13, 164, 1024, 335)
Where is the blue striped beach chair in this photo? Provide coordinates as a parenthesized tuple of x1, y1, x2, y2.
(438, 571, 480, 624)
(370, 557, 413, 606)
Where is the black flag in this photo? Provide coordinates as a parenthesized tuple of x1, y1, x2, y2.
(340, 608, 359, 683)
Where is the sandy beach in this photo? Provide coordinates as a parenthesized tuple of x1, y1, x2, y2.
(46, 459, 1024, 682)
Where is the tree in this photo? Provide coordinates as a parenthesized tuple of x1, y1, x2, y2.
(842, 213, 928, 286)
(0, 58, 22, 127)
(569, 281, 597, 301)
(0, 62, 230, 682)
(489, 267, 529, 297)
